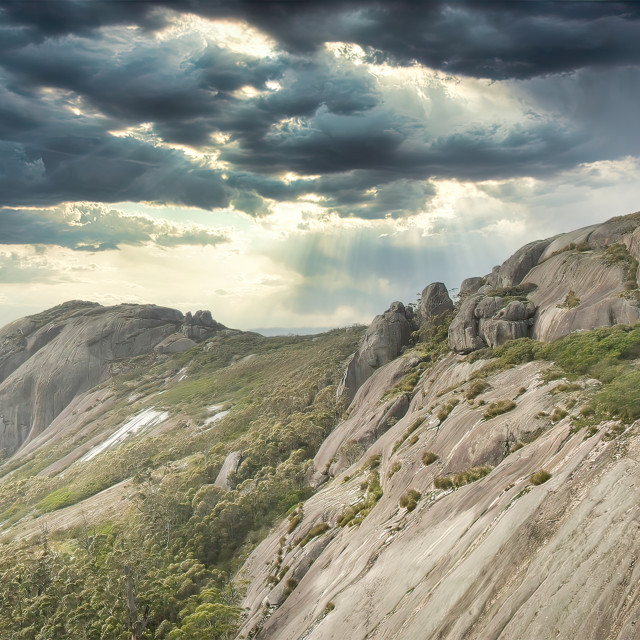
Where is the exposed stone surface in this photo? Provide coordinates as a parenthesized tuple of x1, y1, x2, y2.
(449, 214, 640, 353)
(496, 238, 552, 288)
(416, 283, 453, 324)
(214, 450, 242, 489)
(154, 333, 197, 354)
(459, 277, 484, 297)
(527, 251, 640, 342)
(448, 295, 487, 354)
(449, 295, 537, 353)
(0, 302, 226, 456)
(316, 355, 417, 482)
(239, 352, 637, 640)
(338, 302, 414, 403)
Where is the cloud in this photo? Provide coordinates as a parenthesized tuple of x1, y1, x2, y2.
(3, 1, 639, 79)
(0, 204, 230, 251)
(0, 1, 638, 221)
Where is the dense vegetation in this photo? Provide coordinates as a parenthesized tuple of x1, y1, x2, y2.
(0, 327, 364, 639)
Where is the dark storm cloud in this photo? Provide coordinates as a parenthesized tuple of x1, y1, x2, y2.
(0, 204, 229, 251)
(0, 0, 638, 219)
(2, 0, 639, 79)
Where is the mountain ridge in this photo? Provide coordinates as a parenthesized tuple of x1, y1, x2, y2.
(2, 211, 640, 639)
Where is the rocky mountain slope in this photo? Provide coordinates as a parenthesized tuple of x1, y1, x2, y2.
(2, 212, 640, 639)
(236, 211, 640, 640)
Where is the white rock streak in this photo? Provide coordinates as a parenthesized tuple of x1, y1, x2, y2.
(81, 408, 168, 462)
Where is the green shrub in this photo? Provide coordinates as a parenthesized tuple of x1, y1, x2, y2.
(550, 382, 581, 394)
(437, 400, 458, 422)
(337, 471, 383, 527)
(363, 454, 381, 470)
(387, 461, 401, 479)
(382, 367, 425, 399)
(483, 400, 516, 420)
(530, 469, 552, 485)
(550, 407, 568, 422)
(421, 451, 439, 466)
(284, 578, 299, 597)
(593, 370, 640, 423)
(434, 466, 492, 490)
(560, 290, 580, 309)
(399, 489, 421, 511)
(466, 380, 489, 400)
(298, 522, 330, 547)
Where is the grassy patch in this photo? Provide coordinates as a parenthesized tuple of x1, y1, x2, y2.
(337, 470, 383, 527)
(382, 365, 428, 400)
(387, 461, 402, 480)
(559, 290, 580, 309)
(434, 466, 492, 490)
(422, 451, 439, 466)
(550, 382, 581, 394)
(412, 310, 456, 362)
(466, 380, 490, 401)
(550, 407, 568, 422)
(483, 400, 516, 420)
(392, 419, 424, 453)
(485, 283, 537, 300)
(530, 469, 552, 485)
(399, 489, 421, 511)
(297, 522, 330, 547)
(437, 399, 458, 422)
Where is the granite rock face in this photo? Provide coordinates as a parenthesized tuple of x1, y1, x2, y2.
(338, 302, 414, 403)
(459, 277, 484, 297)
(450, 213, 640, 353)
(416, 283, 453, 324)
(495, 239, 552, 288)
(0, 301, 225, 456)
(214, 450, 243, 489)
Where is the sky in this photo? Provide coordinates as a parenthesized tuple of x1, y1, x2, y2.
(1, 0, 640, 331)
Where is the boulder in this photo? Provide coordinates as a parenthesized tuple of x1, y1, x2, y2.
(416, 283, 453, 324)
(338, 302, 413, 403)
(154, 333, 197, 354)
(450, 297, 537, 352)
(459, 277, 484, 297)
(448, 295, 486, 354)
(496, 239, 552, 288)
(214, 450, 243, 489)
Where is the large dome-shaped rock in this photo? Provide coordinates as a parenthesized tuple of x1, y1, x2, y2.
(0, 302, 226, 456)
(338, 302, 413, 404)
(416, 283, 453, 324)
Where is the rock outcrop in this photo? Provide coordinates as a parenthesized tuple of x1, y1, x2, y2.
(495, 238, 552, 288)
(338, 302, 414, 403)
(0, 301, 226, 456)
(459, 277, 484, 297)
(214, 450, 242, 489)
(416, 282, 453, 324)
(450, 213, 640, 353)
